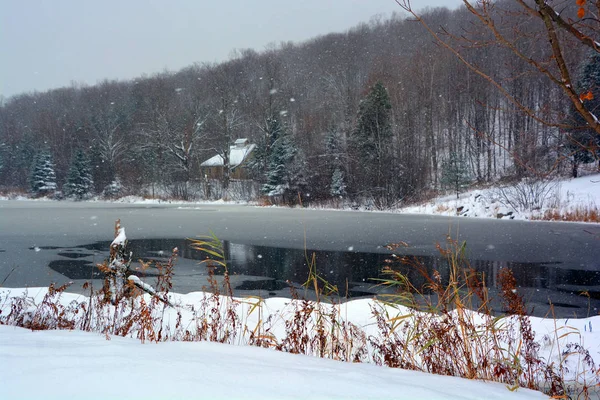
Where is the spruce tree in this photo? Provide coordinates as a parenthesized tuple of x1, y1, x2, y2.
(261, 131, 297, 198)
(578, 51, 600, 114)
(324, 129, 347, 198)
(330, 167, 347, 197)
(567, 50, 600, 177)
(0, 143, 6, 176)
(29, 150, 57, 196)
(64, 150, 94, 200)
(248, 114, 284, 181)
(0, 143, 4, 169)
(440, 152, 471, 199)
(102, 178, 122, 199)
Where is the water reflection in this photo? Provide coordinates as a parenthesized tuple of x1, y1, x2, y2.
(42, 238, 600, 318)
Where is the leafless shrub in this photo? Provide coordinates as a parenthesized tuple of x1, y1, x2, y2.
(492, 178, 558, 212)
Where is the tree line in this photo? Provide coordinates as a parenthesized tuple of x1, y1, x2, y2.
(0, 2, 597, 205)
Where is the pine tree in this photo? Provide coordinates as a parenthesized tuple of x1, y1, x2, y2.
(102, 178, 122, 199)
(349, 81, 393, 196)
(29, 150, 57, 196)
(64, 150, 94, 200)
(0, 143, 6, 175)
(330, 167, 347, 197)
(261, 132, 295, 195)
(324, 128, 347, 198)
(248, 114, 284, 181)
(440, 152, 471, 199)
(578, 51, 600, 114)
(567, 50, 600, 177)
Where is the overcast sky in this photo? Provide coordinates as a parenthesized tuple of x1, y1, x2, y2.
(0, 0, 462, 99)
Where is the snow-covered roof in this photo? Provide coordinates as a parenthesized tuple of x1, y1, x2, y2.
(200, 141, 256, 168)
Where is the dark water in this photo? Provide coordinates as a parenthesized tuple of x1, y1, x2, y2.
(39, 238, 600, 318)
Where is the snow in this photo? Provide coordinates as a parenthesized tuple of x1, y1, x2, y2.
(4, 286, 600, 398)
(0, 324, 546, 400)
(104, 196, 249, 206)
(200, 143, 256, 167)
(111, 227, 126, 247)
(128, 275, 156, 294)
(1, 286, 560, 400)
(400, 173, 600, 221)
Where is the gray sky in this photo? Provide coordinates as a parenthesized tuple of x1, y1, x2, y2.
(0, 0, 462, 99)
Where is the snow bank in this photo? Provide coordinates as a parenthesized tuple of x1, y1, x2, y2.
(2, 287, 599, 398)
(0, 324, 547, 400)
(401, 173, 600, 221)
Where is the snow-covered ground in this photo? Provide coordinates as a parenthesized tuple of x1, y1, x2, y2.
(401, 173, 600, 221)
(0, 323, 548, 400)
(108, 196, 251, 205)
(3, 287, 600, 399)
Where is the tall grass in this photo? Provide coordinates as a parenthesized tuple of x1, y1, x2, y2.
(0, 222, 597, 398)
(369, 237, 571, 395)
(532, 206, 600, 223)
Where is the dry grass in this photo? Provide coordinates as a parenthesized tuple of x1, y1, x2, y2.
(368, 238, 573, 396)
(1, 223, 598, 398)
(434, 204, 451, 213)
(532, 206, 600, 223)
(256, 196, 273, 207)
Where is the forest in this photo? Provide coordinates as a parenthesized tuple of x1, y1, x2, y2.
(1, 1, 598, 206)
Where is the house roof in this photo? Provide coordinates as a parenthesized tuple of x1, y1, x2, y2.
(200, 142, 256, 168)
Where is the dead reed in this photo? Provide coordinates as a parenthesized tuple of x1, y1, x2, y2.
(532, 206, 600, 223)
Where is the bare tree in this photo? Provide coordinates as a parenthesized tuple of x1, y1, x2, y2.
(395, 0, 600, 176)
(204, 61, 246, 195)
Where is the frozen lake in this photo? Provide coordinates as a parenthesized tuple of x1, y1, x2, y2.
(1, 200, 600, 317)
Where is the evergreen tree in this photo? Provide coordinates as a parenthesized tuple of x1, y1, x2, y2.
(251, 110, 306, 203)
(102, 178, 122, 199)
(349, 81, 393, 197)
(0, 143, 5, 171)
(325, 129, 346, 197)
(567, 50, 600, 177)
(29, 150, 57, 196)
(578, 51, 600, 115)
(0, 143, 6, 178)
(324, 128, 347, 198)
(440, 152, 471, 199)
(325, 129, 344, 165)
(330, 167, 347, 197)
(262, 132, 296, 196)
(248, 114, 284, 181)
(64, 150, 94, 200)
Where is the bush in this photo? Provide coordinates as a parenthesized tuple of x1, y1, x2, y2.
(492, 178, 558, 212)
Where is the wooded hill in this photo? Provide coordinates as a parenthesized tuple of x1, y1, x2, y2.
(1, 2, 597, 205)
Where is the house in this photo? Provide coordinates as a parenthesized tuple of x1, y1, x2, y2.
(200, 138, 256, 180)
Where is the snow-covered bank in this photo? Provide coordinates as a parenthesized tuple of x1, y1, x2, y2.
(2, 287, 599, 398)
(0, 324, 547, 400)
(2, 173, 598, 223)
(400, 173, 600, 221)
